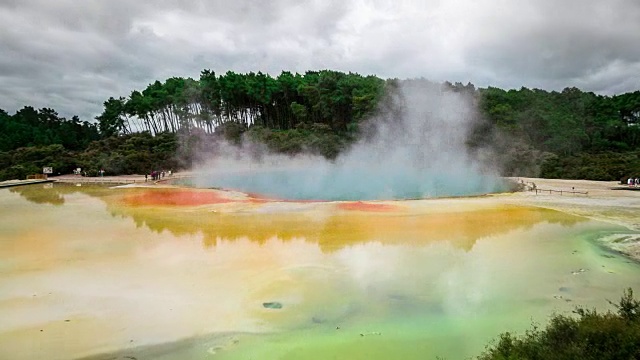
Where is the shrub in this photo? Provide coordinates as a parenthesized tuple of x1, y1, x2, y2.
(477, 288, 640, 360)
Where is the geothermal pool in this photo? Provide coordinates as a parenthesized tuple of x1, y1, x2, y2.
(188, 168, 508, 201)
(1, 184, 639, 360)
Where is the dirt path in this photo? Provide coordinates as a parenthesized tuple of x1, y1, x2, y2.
(50, 172, 192, 184)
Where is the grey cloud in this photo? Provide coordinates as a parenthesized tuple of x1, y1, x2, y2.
(463, 0, 640, 92)
(0, 0, 639, 120)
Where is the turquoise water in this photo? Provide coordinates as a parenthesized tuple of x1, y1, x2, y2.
(189, 169, 507, 200)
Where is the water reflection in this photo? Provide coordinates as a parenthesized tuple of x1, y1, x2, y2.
(7, 182, 117, 206)
(9, 183, 65, 205)
(109, 203, 585, 252)
(8, 184, 586, 253)
(1, 184, 637, 360)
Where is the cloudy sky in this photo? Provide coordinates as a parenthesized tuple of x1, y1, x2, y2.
(1, 0, 639, 120)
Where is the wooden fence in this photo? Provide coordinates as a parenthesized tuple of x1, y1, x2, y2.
(532, 188, 588, 196)
(518, 180, 588, 196)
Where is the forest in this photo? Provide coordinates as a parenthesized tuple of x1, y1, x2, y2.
(1, 69, 639, 181)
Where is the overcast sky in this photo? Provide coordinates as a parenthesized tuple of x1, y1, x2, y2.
(1, 0, 639, 120)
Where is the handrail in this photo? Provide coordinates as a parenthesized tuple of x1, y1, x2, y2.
(532, 188, 588, 196)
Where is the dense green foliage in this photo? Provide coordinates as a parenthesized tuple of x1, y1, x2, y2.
(540, 151, 640, 181)
(0, 107, 99, 151)
(0, 133, 179, 179)
(478, 86, 640, 179)
(477, 288, 640, 360)
(1, 69, 640, 181)
(0, 108, 100, 180)
(75, 132, 180, 176)
(96, 70, 385, 136)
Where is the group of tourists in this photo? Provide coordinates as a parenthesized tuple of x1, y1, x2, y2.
(145, 169, 172, 182)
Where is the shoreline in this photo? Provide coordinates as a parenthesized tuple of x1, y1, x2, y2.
(50, 173, 193, 185)
(503, 177, 640, 231)
(498, 177, 640, 260)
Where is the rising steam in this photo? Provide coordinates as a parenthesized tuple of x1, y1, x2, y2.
(191, 81, 506, 200)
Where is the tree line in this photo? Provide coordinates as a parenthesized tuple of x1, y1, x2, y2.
(96, 70, 385, 137)
(477, 85, 640, 179)
(0, 106, 99, 152)
(1, 69, 639, 181)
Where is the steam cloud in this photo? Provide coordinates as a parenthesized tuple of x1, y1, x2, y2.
(192, 81, 506, 200)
